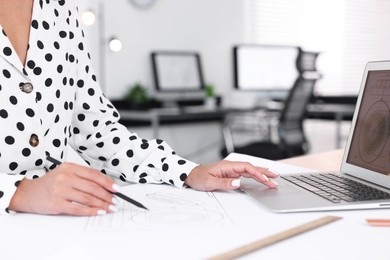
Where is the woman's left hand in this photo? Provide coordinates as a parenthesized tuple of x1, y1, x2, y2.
(184, 160, 279, 191)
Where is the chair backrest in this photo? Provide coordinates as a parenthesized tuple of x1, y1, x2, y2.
(278, 76, 317, 156)
(296, 50, 320, 73)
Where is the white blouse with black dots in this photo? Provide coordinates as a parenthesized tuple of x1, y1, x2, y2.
(0, 0, 198, 214)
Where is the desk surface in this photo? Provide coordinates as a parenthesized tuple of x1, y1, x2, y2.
(280, 149, 344, 171)
(1, 151, 388, 260)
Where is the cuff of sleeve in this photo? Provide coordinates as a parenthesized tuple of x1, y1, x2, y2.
(0, 174, 25, 215)
(162, 155, 199, 188)
(0, 169, 46, 215)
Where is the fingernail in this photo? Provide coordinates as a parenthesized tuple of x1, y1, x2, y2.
(271, 180, 278, 186)
(262, 174, 269, 182)
(112, 196, 120, 205)
(8, 210, 16, 215)
(112, 183, 121, 192)
(97, 209, 107, 215)
(109, 205, 118, 212)
(231, 179, 241, 187)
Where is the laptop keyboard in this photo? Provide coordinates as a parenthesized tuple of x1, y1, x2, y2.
(281, 173, 390, 203)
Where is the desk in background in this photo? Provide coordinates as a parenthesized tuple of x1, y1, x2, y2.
(116, 102, 355, 143)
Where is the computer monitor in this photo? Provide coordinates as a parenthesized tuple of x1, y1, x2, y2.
(233, 44, 300, 93)
(151, 51, 206, 105)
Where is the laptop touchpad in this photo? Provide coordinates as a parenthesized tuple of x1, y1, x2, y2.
(240, 177, 303, 196)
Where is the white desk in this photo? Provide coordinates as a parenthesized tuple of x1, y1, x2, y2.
(1, 151, 388, 260)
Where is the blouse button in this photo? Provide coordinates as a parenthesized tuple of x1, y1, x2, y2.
(29, 134, 39, 147)
(20, 83, 34, 93)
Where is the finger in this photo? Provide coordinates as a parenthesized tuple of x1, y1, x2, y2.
(62, 202, 109, 216)
(71, 177, 115, 205)
(225, 162, 278, 188)
(65, 163, 118, 192)
(64, 189, 114, 213)
(223, 161, 271, 183)
(205, 176, 242, 191)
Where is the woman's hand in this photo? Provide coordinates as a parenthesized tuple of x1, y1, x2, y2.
(8, 162, 119, 216)
(184, 160, 278, 191)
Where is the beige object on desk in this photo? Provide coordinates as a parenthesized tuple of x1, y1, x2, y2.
(280, 149, 344, 171)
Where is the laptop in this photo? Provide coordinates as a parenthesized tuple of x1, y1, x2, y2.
(240, 60, 390, 212)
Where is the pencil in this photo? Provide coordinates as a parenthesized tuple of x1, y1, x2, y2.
(46, 155, 149, 211)
(366, 219, 390, 227)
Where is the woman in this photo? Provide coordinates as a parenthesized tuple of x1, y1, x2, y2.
(0, 0, 278, 216)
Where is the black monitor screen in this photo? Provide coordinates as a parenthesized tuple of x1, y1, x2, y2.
(234, 45, 300, 91)
(151, 51, 205, 92)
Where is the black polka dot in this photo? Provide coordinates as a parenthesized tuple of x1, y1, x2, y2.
(178, 160, 186, 165)
(53, 139, 61, 147)
(42, 21, 50, 30)
(16, 122, 25, 131)
(35, 159, 43, 166)
(59, 30, 67, 38)
(126, 149, 134, 157)
(141, 142, 149, 149)
(0, 191, 3, 199)
(9, 96, 18, 105)
(82, 103, 90, 110)
(3, 69, 11, 78)
(112, 159, 119, 166)
(33, 67, 42, 75)
(133, 165, 139, 172)
(5, 136, 15, 144)
(45, 53, 53, 61)
(45, 78, 53, 87)
(113, 137, 120, 144)
(37, 40, 44, 49)
(139, 178, 147, 184)
(169, 179, 174, 185)
(26, 108, 35, 117)
(47, 103, 54, 112)
(0, 109, 8, 118)
(27, 60, 36, 69)
(180, 173, 188, 181)
(79, 146, 87, 151)
(162, 163, 169, 172)
(9, 162, 18, 171)
(140, 172, 147, 178)
(87, 88, 95, 96)
(31, 20, 39, 29)
(3, 47, 12, 56)
(77, 114, 85, 121)
(22, 148, 31, 156)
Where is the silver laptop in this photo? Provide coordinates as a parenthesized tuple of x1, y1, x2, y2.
(240, 60, 390, 212)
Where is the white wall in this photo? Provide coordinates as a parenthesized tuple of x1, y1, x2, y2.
(79, 0, 249, 100)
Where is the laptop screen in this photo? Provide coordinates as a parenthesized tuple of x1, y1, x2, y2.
(347, 70, 390, 175)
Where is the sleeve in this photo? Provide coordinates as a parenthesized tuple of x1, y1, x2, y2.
(0, 169, 46, 215)
(68, 2, 198, 187)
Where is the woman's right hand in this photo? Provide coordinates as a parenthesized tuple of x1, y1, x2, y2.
(8, 162, 120, 216)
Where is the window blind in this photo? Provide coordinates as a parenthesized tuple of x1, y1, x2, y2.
(249, 0, 390, 95)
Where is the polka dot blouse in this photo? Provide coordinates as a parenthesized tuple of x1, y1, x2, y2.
(0, 0, 197, 214)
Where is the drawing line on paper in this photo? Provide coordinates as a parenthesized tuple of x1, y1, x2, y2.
(84, 186, 233, 232)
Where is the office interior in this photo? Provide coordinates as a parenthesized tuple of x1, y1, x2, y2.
(76, 0, 389, 164)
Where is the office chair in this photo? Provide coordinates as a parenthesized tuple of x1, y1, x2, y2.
(221, 76, 318, 160)
(296, 50, 321, 73)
